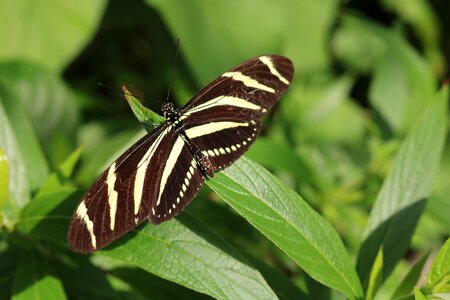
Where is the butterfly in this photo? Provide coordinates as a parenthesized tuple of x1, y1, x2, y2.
(68, 55, 294, 253)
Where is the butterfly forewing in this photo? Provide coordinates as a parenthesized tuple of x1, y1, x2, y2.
(181, 55, 293, 113)
(68, 55, 293, 253)
(68, 124, 175, 253)
(181, 55, 293, 170)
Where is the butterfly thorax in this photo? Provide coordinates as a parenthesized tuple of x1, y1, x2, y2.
(161, 102, 180, 122)
(161, 102, 183, 131)
(162, 102, 214, 177)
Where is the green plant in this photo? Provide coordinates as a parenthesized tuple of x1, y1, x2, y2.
(1, 1, 449, 299)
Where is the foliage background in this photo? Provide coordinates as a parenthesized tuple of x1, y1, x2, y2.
(0, 0, 449, 299)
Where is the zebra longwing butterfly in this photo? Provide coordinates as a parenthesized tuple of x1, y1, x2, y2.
(68, 55, 294, 253)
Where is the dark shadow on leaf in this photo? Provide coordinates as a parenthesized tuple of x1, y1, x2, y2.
(112, 267, 212, 300)
(357, 198, 427, 290)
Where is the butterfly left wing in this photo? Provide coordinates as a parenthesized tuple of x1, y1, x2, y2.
(180, 55, 294, 171)
(68, 124, 177, 253)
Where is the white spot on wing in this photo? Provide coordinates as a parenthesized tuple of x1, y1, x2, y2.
(157, 136, 185, 206)
(106, 162, 119, 231)
(259, 56, 290, 84)
(134, 127, 171, 214)
(76, 202, 97, 250)
(181, 96, 261, 120)
(222, 71, 275, 93)
(185, 122, 249, 139)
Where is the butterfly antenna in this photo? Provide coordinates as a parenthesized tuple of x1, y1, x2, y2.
(165, 38, 181, 102)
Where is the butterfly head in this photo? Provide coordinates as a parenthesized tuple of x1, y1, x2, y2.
(161, 102, 180, 122)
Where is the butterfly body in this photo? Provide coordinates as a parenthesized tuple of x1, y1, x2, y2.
(68, 55, 294, 253)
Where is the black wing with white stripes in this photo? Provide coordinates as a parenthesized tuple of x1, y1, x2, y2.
(68, 55, 294, 253)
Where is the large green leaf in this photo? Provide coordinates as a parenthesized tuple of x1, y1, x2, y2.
(357, 85, 448, 289)
(0, 0, 107, 72)
(12, 250, 67, 300)
(207, 157, 363, 299)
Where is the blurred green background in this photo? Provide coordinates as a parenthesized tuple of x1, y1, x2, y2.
(0, 0, 449, 299)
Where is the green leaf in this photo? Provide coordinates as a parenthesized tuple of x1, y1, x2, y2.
(357, 85, 448, 288)
(366, 248, 384, 300)
(122, 85, 165, 127)
(12, 250, 67, 300)
(426, 238, 450, 294)
(0, 148, 8, 223)
(0, 0, 107, 72)
(391, 253, 429, 300)
(0, 100, 29, 207)
(207, 157, 363, 299)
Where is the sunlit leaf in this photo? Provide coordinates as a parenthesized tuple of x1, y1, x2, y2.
(208, 157, 363, 299)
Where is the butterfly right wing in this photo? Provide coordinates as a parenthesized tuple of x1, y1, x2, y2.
(180, 55, 293, 171)
(68, 123, 176, 253)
